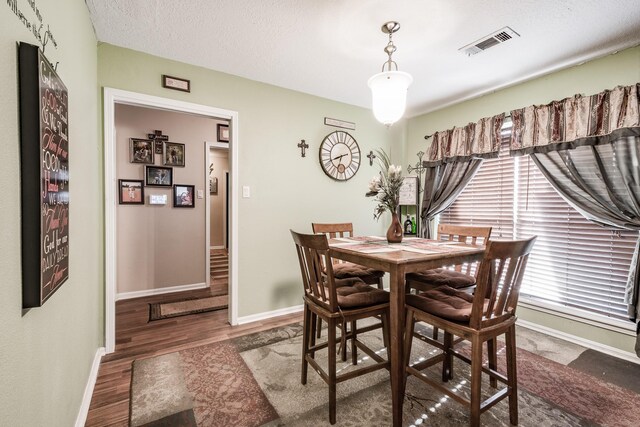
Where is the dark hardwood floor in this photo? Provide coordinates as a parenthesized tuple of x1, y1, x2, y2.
(85, 251, 301, 426)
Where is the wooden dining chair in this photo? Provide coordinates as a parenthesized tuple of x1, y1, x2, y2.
(406, 224, 492, 340)
(291, 230, 390, 425)
(312, 222, 385, 289)
(403, 236, 536, 426)
(406, 223, 492, 293)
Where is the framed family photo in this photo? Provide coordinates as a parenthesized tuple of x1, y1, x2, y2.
(119, 179, 145, 204)
(173, 184, 195, 208)
(163, 142, 186, 167)
(145, 165, 173, 187)
(217, 124, 230, 142)
(130, 138, 154, 164)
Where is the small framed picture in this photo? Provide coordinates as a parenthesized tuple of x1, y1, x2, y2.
(118, 179, 144, 204)
(145, 165, 173, 187)
(173, 184, 195, 208)
(217, 124, 229, 142)
(162, 74, 190, 92)
(210, 177, 218, 195)
(163, 142, 186, 167)
(130, 138, 154, 164)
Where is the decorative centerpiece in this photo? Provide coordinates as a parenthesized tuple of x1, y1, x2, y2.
(366, 149, 404, 243)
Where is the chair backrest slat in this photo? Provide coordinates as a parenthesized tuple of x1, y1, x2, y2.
(470, 237, 536, 330)
(291, 230, 339, 312)
(437, 224, 492, 275)
(312, 223, 355, 264)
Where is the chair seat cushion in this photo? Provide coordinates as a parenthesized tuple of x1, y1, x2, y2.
(334, 283, 389, 308)
(406, 285, 487, 322)
(332, 262, 385, 284)
(406, 268, 476, 290)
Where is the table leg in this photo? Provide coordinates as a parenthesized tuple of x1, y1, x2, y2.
(389, 265, 406, 427)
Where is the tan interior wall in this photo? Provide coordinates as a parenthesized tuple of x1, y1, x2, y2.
(115, 104, 217, 294)
(209, 149, 229, 248)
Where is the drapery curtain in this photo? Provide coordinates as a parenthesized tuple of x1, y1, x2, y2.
(421, 114, 505, 238)
(509, 83, 640, 322)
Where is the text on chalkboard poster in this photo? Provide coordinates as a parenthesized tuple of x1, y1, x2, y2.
(19, 42, 69, 308)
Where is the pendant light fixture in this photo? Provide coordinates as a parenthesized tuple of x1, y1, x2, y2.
(368, 21, 413, 127)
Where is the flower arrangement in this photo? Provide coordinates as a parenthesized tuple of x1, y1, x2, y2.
(366, 149, 404, 220)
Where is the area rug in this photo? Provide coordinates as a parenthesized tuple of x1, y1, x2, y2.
(148, 295, 228, 321)
(130, 322, 640, 426)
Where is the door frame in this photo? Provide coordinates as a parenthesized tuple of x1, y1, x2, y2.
(205, 142, 229, 285)
(103, 88, 239, 354)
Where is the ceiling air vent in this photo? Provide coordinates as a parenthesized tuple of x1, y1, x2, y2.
(459, 26, 520, 56)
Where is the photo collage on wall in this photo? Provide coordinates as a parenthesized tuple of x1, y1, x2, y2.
(119, 130, 194, 208)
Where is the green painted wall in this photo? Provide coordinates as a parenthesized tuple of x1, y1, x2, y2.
(406, 45, 640, 354)
(0, 1, 102, 426)
(98, 44, 396, 318)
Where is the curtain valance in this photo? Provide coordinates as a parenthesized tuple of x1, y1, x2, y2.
(424, 113, 505, 167)
(510, 83, 640, 155)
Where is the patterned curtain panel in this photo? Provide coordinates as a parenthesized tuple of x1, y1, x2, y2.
(510, 83, 640, 155)
(420, 160, 482, 238)
(425, 113, 505, 166)
(420, 113, 504, 238)
(509, 83, 640, 323)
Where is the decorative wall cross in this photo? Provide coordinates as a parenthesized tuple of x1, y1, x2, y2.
(148, 130, 169, 154)
(297, 140, 309, 157)
(407, 151, 426, 176)
(367, 150, 376, 166)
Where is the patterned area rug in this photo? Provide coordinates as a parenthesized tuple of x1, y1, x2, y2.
(130, 322, 640, 426)
(148, 295, 228, 321)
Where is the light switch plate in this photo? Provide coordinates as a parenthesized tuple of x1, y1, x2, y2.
(242, 186, 250, 198)
(197, 190, 204, 199)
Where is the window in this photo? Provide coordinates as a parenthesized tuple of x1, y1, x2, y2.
(440, 136, 636, 327)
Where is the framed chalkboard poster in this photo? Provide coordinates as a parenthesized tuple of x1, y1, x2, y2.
(18, 42, 70, 308)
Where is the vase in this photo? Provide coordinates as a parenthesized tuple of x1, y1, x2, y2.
(386, 212, 403, 243)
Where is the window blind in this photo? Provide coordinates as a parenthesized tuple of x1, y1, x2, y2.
(515, 155, 636, 322)
(440, 137, 636, 324)
(440, 135, 514, 240)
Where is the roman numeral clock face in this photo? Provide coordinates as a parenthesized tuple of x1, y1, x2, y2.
(319, 131, 361, 181)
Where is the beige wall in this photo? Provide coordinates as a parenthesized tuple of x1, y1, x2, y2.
(0, 1, 102, 425)
(406, 45, 640, 353)
(209, 148, 229, 248)
(99, 43, 395, 317)
(115, 104, 219, 294)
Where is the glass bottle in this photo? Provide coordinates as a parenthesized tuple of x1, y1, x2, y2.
(404, 215, 413, 234)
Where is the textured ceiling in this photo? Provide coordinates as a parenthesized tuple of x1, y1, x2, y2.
(86, 0, 640, 117)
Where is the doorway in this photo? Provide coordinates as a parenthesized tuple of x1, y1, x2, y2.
(103, 88, 239, 354)
(206, 142, 230, 297)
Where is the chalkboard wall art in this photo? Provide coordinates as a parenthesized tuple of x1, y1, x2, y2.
(18, 42, 69, 308)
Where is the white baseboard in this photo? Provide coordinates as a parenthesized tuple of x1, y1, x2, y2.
(75, 347, 105, 427)
(237, 304, 304, 325)
(517, 319, 640, 365)
(116, 282, 208, 301)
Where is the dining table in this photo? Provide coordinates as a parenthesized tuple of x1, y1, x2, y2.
(328, 235, 485, 427)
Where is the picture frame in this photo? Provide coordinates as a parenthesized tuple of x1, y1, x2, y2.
(210, 177, 218, 195)
(162, 74, 190, 92)
(145, 165, 173, 187)
(217, 123, 230, 142)
(399, 176, 419, 206)
(163, 142, 186, 167)
(130, 138, 155, 164)
(118, 179, 145, 204)
(173, 184, 195, 208)
(18, 42, 70, 307)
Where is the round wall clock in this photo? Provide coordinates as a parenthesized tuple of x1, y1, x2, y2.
(319, 130, 361, 181)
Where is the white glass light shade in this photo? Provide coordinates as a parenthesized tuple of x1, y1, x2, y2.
(367, 70, 413, 126)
